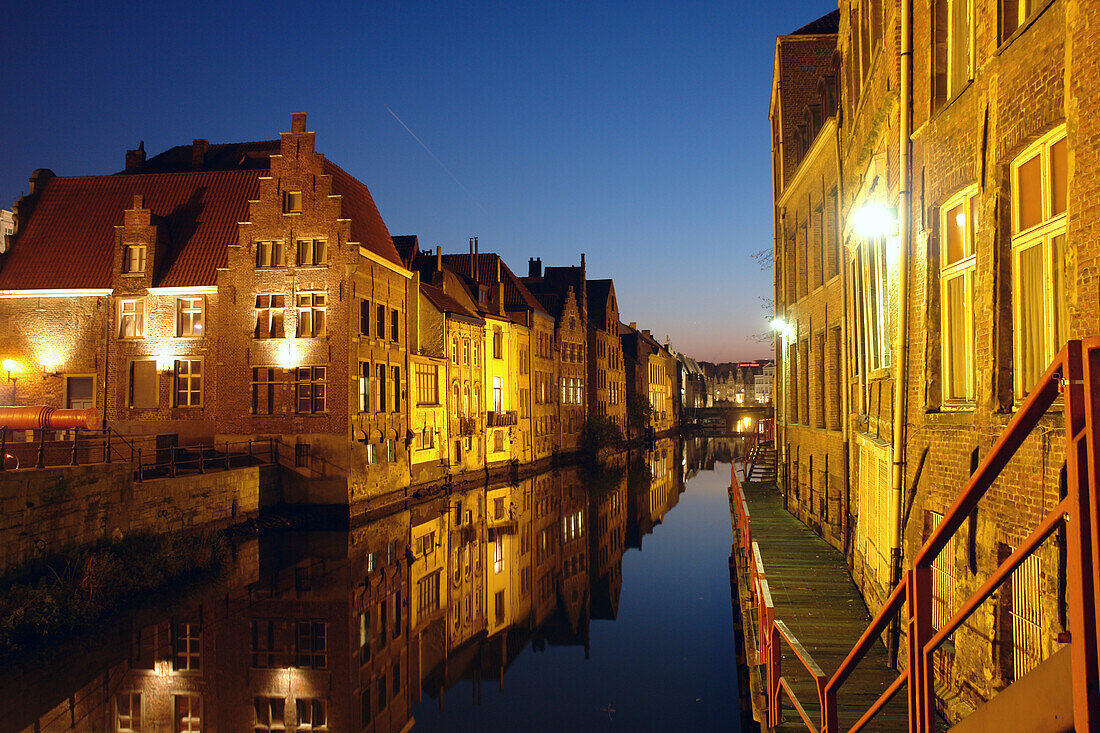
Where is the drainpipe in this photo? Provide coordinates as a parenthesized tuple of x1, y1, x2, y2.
(834, 113, 852, 554)
(887, 0, 913, 669)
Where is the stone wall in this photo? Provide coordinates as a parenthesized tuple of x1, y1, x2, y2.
(0, 462, 275, 569)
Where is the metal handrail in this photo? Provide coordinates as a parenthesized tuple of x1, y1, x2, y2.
(731, 339, 1100, 733)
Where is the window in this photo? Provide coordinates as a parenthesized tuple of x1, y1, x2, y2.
(174, 621, 201, 670)
(256, 240, 285, 267)
(254, 696, 285, 731)
(295, 367, 326, 413)
(284, 190, 302, 212)
(366, 443, 377, 464)
(493, 376, 503, 412)
(462, 339, 470, 365)
(392, 366, 401, 413)
(296, 699, 327, 730)
(117, 692, 141, 732)
(296, 293, 326, 338)
(66, 376, 94, 409)
(391, 309, 399, 341)
(452, 338, 459, 364)
(252, 367, 277, 415)
(473, 342, 480, 366)
(119, 299, 144, 339)
(493, 329, 503, 358)
(451, 382, 460, 417)
(928, 512, 959, 631)
(359, 609, 371, 662)
(417, 570, 441, 614)
(416, 425, 435, 450)
(376, 305, 385, 339)
(359, 299, 370, 336)
(251, 619, 277, 668)
(1009, 552, 1043, 681)
(129, 359, 158, 409)
(378, 364, 387, 412)
(176, 297, 204, 337)
(856, 437, 892, 587)
(295, 621, 327, 668)
(853, 233, 891, 375)
(360, 690, 371, 727)
(494, 536, 504, 574)
(947, 0, 973, 97)
(940, 186, 978, 403)
(495, 589, 505, 623)
(463, 384, 471, 417)
(358, 361, 371, 412)
(255, 295, 285, 338)
(123, 243, 146, 274)
(175, 694, 201, 733)
(386, 438, 395, 462)
(1001, 0, 1036, 41)
(416, 364, 439, 405)
(1012, 128, 1067, 398)
(174, 359, 202, 407)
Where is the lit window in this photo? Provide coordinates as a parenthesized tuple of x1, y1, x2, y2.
(940, 186, 978, 403)
(251, 367, 277, 415)
(123, 244, 146, 274)
(1012, 127, 1067, 398)
(296, 698, 327, 730)
(295, 621, 327, 669)
(176, 297, 204, 337)
(1001, 0, 1037, 41)
(253, 696, 285, 731)
(174, 359, 202, 407)
(119, 299, 144, 339)
(947, 0, 973, 97)
(452, 338, 459, 364)
(452, 382, 460, 417)
(174, 621, 201, 670)
(493, 376, 503, 413)
(296, 238, 327, 266)
(295, 366, 326, 413)
(416, 363, 439, 405)
(473, 342, 480, 366)
(255, 240, 285, 267)
(116, 693, 141, 732)
(254, 295, 285, 338)
(494, 537, 504, 574)
(462, 339, 470, 365)
(175, 694, 202, 733)
(358, 361, 371, 412)
(296, 293, 327, 338)
(852, 233, 891, 376)
(284, 191, 302, 212)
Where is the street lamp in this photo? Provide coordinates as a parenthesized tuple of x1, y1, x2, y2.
(851, 202, 898, 238)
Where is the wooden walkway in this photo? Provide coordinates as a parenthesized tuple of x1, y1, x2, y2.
(735, 478, 911, 732)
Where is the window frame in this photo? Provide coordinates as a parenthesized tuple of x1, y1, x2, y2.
(296, 292, 327, 339)
(174, 359, 203, 408)
(176, 297, 205, 338)
(939, 185, 979, 404)
(295, 366, 327, 414)
(254, 294, 286, 339)
(1010, 126, 1068, 399)
(255, 240, 285, 268)
(296, 238, 328, 267)
(122, 243, 147, 275)
(119, 298, 145, 339)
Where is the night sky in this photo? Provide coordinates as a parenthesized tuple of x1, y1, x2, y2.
(2, 0, 834, 363)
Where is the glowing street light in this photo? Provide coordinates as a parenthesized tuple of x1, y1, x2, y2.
(769, 317, 795, 342)
(851, 202, 898, 238)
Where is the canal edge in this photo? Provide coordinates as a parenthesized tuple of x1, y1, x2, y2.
(729, 477, 767, 732)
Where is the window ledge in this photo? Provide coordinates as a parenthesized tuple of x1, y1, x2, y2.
(283, 211, 302, 216)
(120, 272, 147, 278)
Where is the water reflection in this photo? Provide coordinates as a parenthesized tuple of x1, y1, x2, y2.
(4, 437, 743, 732)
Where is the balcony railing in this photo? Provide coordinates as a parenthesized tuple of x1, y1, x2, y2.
(486, 410, 517, 427)
(731, 339, 1100, 732)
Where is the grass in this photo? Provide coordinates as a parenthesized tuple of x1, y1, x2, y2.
(0, 531, 228, 657)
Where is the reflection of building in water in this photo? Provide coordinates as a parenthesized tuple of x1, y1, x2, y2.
(13, 460, 650, 732)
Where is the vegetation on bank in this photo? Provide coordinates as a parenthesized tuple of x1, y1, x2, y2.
(0, 531, 228, 657)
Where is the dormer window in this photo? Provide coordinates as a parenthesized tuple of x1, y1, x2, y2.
(284, 191, 302, 213)
(123, 244, 146, 274)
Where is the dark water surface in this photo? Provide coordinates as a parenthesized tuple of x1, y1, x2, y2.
(2, 437, 743, 732)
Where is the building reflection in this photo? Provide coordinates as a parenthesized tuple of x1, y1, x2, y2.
(10, 439, 687, 733)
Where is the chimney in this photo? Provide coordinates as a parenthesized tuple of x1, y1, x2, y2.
(643, 329, 651, 337)
(474, 237, 479, 280)
(191, 139, 208, 170)
(291, 112, 308, 133)
(125, 142, 145, 173)
(528, 257, 542, 278)
(436, 245, 442, 272)
(629, 322, 637, 330)
(581, 253, 585, 267)
(28, 169, 55, 196)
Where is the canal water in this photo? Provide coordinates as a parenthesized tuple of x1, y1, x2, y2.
(2, 436, 743, 732)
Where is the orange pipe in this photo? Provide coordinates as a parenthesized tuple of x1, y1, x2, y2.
(0, 406, 100, 430)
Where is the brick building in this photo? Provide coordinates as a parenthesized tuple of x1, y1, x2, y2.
(585, 278, 627, 432)
(771, 0, 1100, 720)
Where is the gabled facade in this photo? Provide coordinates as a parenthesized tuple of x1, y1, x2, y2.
(585, 278, 626, 432)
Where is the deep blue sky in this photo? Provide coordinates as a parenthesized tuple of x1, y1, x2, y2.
(2, 0, 834, 362)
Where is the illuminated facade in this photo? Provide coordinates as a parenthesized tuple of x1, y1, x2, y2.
(586, 279, 627, 432)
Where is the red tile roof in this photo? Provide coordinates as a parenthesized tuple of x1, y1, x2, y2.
(438, 253, 550, 318)
(0, 170, 261, 290)
(323, 160, 402, 268)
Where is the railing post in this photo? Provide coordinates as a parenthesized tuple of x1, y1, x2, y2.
(0, 426, 7, 471)
(1062, 339, 1100, 732)
(199, 446, 205, 474)
(136, 448, 143, 482)
(907, 565, 934, 732)
(270, 437, 275, 464)
(225, 441, 230, 471)
(169, 445, 177, 478)
(70, 427, 79, 465)
(768, 619, 781, 728)
(35, 428, 45, 468)
(105, 429, 112, 463)
(248, 439, 253, 463)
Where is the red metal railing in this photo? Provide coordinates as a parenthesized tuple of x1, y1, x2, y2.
(730, 339, 1100, 732)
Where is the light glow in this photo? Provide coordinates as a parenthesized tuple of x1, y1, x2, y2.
(2, 359, 19, 374)
(277, 341, 294, 369)
(852, 202, 897, 238)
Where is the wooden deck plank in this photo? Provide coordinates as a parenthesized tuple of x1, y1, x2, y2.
(738, 478, 912, 732)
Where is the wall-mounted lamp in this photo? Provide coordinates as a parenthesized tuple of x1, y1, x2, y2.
(769, 318, 796, 343)
(2, 359, 18, 403)
(851, 202, 899, 238)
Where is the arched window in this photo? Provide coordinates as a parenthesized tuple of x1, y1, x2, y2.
(463, 339, 470, 365)
(452, 382, 460, 416)
(473, 342, 480, 366)
(463, 384, 471, 417)
(474, 384, 481, 413)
